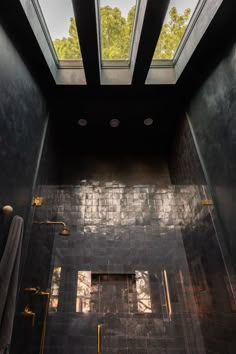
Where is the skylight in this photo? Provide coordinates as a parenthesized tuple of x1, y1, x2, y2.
(99, 0, 137, 61)
(22, 0, 220, 85)
(153, 0, 200, 60)
(37, 0, 82, 61)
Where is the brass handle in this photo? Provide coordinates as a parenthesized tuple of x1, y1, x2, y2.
(97, 324, 102, 354)
(162, 270, 172, 319)
(24, 287, 51, 296)
(21, 305, 36, 327)
(201, 199, 213, 206)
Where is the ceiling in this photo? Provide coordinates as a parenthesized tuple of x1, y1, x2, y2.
(50, 85, 182, 153)
(1, 1, 236, 154)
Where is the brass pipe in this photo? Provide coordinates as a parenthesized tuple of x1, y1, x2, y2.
(97, 324, 102, 354)
(39, 290, 51, 354)
(33, 220, 67, 228)
(23, 287, 51, 353)
(33, 221, 70, 236)
(24, 287, 51, 296)
(24, 287, 39, 294)
(162, 270, 172, 320)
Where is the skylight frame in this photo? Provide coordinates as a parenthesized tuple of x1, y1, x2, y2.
(32, 0, 84, 68)
(172, 0, 207, 65)
(97, 0, 141, 68)
(146, 0, 223, 84)
(150, 0, 206, 68)
(21, 0, 221, 85)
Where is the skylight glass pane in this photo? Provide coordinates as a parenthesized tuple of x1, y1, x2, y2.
(153, 0, 200, 60)
(37, 0, 82, 60)
(100, 0, 137, 60)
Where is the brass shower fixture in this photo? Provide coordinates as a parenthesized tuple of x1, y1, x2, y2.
(23, 287, 51, 354)
(24, 287, 51, 296)
(32, 196, 44, 206)
(21, 305, 36, 327)
(201, 199, 213, 206)
(33, 220, 70, 236)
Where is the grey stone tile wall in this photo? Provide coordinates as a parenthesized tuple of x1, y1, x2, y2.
(169, 115, 236, 353)
(178, 185, 236, 354)
(37, 183, 205, 354)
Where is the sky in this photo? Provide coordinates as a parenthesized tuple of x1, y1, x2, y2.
(100, 0, 136, 17)
(38, 0, 200, 40)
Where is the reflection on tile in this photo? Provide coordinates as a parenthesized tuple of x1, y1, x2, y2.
(76, 271, 91, 313)
(135, 271, 152, 313)
(161, 270, 172, 320)
(49, 267, 61, 312)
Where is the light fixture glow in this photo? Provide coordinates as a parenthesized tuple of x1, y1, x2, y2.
(144, 118, 153, 126)
(78, 119, 88, 127)
(110, 119, 120, 128)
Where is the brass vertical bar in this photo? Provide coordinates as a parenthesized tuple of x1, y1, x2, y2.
(163, 270, 172, 319)
(39, 291, 51, 354)
(97, 324, 101, 354)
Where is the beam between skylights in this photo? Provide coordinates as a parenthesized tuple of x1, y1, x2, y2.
(131, 0, 171, 85)
(72, 0, 100, 85)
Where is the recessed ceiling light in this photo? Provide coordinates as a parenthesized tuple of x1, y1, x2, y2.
(78, 119, 87, 127)
(110, 119, 120, 128)
(144, 118, 153, 126)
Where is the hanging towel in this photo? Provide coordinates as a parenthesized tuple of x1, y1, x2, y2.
(0, 215, 24, 354)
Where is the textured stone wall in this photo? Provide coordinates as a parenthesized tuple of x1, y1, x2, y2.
(26, 182, 205, 354)
(169, 116, 206, 186)
(187, 41, 236, 266)
(0, 24, 48, 354)
(179, 185, 236, 354)
(169, 116, 236, 353)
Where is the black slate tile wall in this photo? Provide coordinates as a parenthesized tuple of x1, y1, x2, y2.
(169, 116, 206, 185)
(56, 153, 170, 186)
(0, 23, 49, 354)
(187, 41, 236, 270)
(0, 24, 48, 220)
(10, 123, 59, 354)
(177, 186, 236, 353)
(37, 182, 205, 354)
(169, 116, 236, 353)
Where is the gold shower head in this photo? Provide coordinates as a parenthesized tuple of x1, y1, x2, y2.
(33, 220, 70, 236)
(60, 227, 70, 236)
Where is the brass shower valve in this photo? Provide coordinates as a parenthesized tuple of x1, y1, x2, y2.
(21, 305, 36, 327)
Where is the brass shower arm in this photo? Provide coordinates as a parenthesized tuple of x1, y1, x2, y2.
(33, 220, 67, 228)
(33, 220, 70, 236)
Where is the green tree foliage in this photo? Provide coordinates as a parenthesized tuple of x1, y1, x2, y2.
(154, 7, 191, 59)
(100, 5, 135, 59)
(53, 18, 81, 60)
(53, 6, 191, 61)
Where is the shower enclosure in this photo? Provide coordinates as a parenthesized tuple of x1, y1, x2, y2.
(12, 179, 236, 354)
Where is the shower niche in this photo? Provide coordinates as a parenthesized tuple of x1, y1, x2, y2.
(76, 272, 152, 314)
